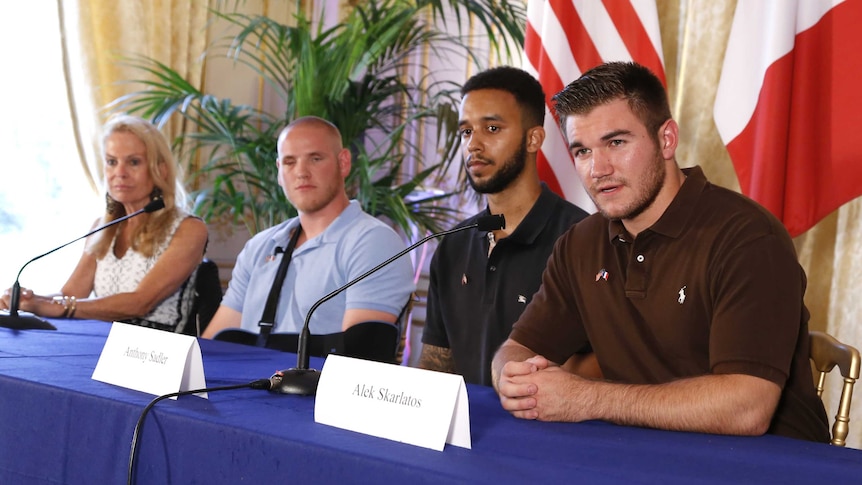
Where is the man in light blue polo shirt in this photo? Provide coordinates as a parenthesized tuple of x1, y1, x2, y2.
(202, 117, 414, 338)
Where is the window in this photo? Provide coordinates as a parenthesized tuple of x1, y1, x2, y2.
(0, 3, 101, 294)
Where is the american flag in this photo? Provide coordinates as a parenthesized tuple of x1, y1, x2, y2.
(523, 0, 666, 212)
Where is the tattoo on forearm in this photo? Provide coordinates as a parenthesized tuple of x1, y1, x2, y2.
(418, 344, 456, 373)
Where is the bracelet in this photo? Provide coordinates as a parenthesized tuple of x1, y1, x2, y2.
(51, 295, 77, 318)
(66, 296, 77, 319)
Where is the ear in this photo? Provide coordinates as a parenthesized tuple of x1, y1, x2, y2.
(658, 119, 679, 160)
(526, 126, 545, 154)
(337, 148, 352, 177)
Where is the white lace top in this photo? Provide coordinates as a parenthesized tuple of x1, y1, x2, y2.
(93, 211, 196, 331)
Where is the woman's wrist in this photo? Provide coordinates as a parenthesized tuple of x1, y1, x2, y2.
(51, 295, 77, 318)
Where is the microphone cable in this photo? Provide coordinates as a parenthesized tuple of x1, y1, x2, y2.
(127, 378, 272, 485)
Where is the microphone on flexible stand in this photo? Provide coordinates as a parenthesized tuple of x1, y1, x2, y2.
(0, 198, 166, 330)
(267, 213, 506, 395)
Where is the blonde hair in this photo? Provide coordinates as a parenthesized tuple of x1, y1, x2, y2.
(90, 114, 189, 258)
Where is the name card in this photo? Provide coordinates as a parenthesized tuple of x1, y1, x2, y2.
(315, 354, 471, 451)
(91, 322, 207, 399)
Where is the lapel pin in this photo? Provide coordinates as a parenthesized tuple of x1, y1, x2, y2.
(595, 268, 609, 282)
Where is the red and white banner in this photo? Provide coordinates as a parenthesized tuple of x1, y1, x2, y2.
(523, 0, 665, 212)
(714, 0, 862, 237)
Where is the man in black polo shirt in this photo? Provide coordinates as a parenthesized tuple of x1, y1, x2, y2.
(418, 66, 591, 386)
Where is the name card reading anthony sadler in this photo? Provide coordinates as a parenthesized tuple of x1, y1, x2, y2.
(122, 346, 170, 365)
(315, 355, 470, 451)
(92, 322, 207, 398)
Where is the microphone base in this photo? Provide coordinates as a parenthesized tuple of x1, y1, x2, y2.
(0, 311, 57, 331)
(269, 367, 320, 395)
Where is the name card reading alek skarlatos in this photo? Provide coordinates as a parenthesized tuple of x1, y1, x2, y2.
(314, 354, 471, 451)
(91, 322, 207, 399)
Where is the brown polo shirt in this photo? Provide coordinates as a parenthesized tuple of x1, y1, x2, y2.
(511, 166, 829, 442)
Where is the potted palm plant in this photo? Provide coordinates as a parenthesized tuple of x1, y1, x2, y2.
(110, 0, 526, 237)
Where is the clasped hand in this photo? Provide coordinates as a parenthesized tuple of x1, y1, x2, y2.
(497, 355, 595, 422)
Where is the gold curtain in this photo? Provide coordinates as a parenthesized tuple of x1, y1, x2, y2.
(58, 0, 210, 190)
(657, 0, 862, 447)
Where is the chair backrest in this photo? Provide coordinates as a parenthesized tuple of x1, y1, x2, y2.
(809, 330, 861, 446)
(181, 259, 223, 337)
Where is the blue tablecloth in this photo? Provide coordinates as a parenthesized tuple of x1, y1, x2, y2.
(1, 319, 861, 484)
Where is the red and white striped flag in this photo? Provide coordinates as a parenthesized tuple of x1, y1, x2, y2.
(714, 0, 862, 237)
(523, 0, 665, 212)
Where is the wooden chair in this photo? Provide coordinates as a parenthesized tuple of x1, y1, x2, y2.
(809, 330, 861, 446)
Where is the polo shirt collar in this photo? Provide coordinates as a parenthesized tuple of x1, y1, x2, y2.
(607, 165, 707, 241)
(269, 200, 362, 252)
(475, 183, 557, 245)
(270, 217, 300, 250)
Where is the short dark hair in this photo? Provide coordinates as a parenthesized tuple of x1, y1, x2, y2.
(461, 66, 546, 128)
(552, 62, 671, 145)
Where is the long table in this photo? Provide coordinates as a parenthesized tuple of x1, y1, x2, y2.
(1, 319, 861, 484)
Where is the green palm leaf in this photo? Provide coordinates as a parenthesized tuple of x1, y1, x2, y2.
(110, 0, 525, 237)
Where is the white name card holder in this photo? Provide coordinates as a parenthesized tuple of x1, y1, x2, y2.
(314, 354, 471, 451)
(92, 322, 208, 399)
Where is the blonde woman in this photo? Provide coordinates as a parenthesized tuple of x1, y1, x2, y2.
(1, 115, 208, 331)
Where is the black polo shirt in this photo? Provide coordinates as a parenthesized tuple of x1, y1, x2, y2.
(422, 184, 588, 386)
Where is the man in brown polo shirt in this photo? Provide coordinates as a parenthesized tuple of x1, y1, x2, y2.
(491, 62, 829, 442)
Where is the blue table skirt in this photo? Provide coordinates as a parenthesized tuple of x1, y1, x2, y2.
(1, 319, 861, 484)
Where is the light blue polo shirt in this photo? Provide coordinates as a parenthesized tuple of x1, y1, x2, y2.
(222, 201, 415, 334)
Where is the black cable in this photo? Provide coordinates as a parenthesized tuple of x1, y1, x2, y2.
(127, 378, 272, 485)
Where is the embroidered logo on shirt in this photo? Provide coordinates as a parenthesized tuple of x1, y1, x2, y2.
(517, 295, 527, 304)
(595, 268, 609, 282)
(461, 273, 468, 286)
(678, 286, 687, 304)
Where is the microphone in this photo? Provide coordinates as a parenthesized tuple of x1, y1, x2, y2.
(0, 198, 166, 330)
(268, 213, 506, 395)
